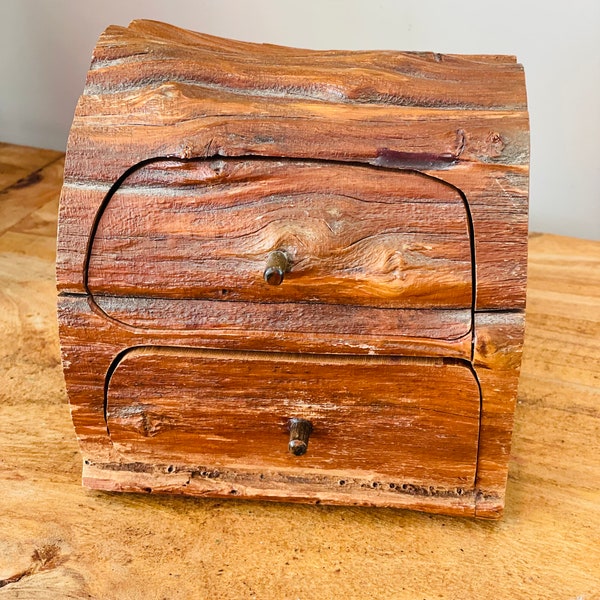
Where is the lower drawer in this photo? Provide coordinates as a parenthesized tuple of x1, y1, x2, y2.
(106, 348, 481, 488)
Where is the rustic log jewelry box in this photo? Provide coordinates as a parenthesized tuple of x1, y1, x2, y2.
(57, 20, 529, 518)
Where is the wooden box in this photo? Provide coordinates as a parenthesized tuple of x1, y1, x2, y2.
(57, 20, 529, 518)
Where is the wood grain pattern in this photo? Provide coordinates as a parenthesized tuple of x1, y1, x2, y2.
(106, 348, 480, 486)
(3, 146, 598, 598)
(92, 295, 473, 351)
(0, 142, 62, 191)
(56, 22, 529, 518)
(57, 19, 529, 311)
(0, 159, 65, 239)
(56, 299, 520, 516)
(86, 22, 526, 110)
(56, 294, 473, 451)
(87, 159, 473, 310)
(472, 311, 524, 517)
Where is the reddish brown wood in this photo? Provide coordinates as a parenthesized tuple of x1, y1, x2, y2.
(106, 348, 480, 486)
(90, 296, 473, 353)
(56, 20, 529, 518)
(86, 159, 473, 310)
(472, 311, 525, 517)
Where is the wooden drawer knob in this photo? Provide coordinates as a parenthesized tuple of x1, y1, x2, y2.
(264, 250, 289, 286)
(288, 418, 312, 456)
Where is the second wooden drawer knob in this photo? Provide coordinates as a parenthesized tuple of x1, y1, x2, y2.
(288, 418, 313, 456)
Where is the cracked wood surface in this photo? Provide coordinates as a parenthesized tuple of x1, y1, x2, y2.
(57, 20, 529, 312)
(1, 144, 598, 597)
(55, 24, 530, 517)
(85, 159, 473, 310)
(105, 349, 481, 486)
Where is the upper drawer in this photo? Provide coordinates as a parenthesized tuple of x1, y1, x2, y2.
(87, 159, 473, 311)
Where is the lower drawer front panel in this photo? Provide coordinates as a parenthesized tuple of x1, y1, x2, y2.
(106, 348, 481, 488)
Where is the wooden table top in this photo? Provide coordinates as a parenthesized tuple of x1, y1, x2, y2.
(0, 142, 598, 599)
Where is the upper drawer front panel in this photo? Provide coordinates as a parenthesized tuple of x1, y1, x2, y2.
(87, 159, 473, 310)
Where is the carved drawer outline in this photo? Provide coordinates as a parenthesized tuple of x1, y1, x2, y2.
(83, 157, 477, 351)
(105, 346, 482, 489)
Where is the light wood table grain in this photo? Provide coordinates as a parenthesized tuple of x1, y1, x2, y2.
(0, 142, 598, 599)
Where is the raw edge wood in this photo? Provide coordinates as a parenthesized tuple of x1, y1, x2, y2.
(82, 461, 478, 517)
(57, 19, 529, 311)
(55, 22, 529, 518)
(473, 310, 525, 517)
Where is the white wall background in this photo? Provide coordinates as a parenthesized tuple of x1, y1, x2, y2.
(1, 0, 599, 239)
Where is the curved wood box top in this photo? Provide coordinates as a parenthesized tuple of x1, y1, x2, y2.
(57, 19, 529, 312)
